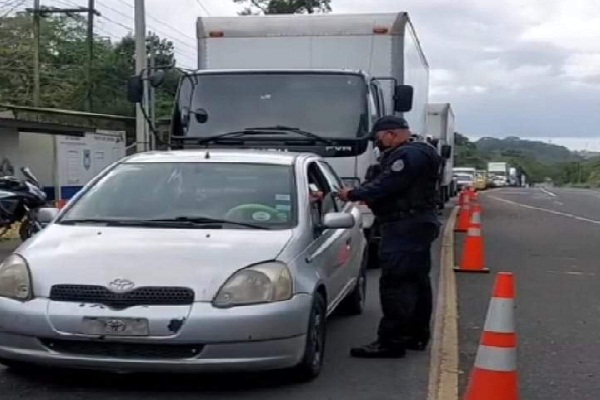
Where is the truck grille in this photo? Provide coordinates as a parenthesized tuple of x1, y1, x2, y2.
(40, 339, 202, 359)
(49, 285, 194, 308)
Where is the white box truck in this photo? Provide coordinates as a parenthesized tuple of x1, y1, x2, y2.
(128, 12, 430, 267)
(427, 103, 456, 207)
(18, 130, 126, 204)
(487, 162, 509, 187)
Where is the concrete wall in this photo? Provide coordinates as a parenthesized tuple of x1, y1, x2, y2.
(0, 127, 20, 177)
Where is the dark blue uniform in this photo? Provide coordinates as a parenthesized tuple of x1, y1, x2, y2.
(349, 140, 442, 352)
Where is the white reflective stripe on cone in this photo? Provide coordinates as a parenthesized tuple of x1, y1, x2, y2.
(483, 298, 516, 333)
(474, 346, 517, 372)
(471, 212, 481, 224)
(468, 228, 481, 236)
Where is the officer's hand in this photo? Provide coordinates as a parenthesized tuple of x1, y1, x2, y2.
(338, 187, 352, 202)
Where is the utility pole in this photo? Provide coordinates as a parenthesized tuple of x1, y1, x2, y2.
(32, 0, 40, 107)
(149, 42, 156, 150)
(86, 0, 95, 112)
(134, 0, 149, 153)
(28, 3, 100, 109)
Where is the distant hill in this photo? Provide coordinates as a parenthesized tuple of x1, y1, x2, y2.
(455, 134, 600, 187)
(474, 136, 579, 164)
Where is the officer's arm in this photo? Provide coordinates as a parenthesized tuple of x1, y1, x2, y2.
(348, 151, 426, 202)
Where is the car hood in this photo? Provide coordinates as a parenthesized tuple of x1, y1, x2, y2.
(19, 224, 294, 302)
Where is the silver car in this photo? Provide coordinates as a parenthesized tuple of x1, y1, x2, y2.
(0, 149, 368, 381)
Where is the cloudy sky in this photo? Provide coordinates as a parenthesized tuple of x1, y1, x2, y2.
(32, 0, 600, 150)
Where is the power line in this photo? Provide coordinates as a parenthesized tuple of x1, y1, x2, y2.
(1, 0, 27, 17)
(194, 0, 211, 16)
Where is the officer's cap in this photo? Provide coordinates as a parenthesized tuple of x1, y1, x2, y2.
(371, 116, 410, 138)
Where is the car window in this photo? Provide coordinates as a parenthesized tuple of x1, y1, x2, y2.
(317, 161, 348, 210)
(307, 162, 339, 234)
(60, 162, 297, 229)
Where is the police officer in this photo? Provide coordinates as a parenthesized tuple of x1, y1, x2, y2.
(338, 115, 443, 358)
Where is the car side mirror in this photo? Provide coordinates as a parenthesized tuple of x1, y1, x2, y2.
(322, 212, 355, 230)
(37, 207, 59, 225)
(441, 144, 452, 159)
(394, 84, 414, 112)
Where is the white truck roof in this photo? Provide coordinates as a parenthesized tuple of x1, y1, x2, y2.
(199, 12, 415, 41)
(427, 103, 454, 116)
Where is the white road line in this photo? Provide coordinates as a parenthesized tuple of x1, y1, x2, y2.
(489, 195, 600, 226)
(539, 187, 557, 197)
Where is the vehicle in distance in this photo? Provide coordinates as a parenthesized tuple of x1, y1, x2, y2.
(0, 149, 368, 381)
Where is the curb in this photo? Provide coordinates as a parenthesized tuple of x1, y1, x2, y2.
(427, 205, 460, 400)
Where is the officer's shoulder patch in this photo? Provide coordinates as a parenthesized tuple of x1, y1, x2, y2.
(390, 159, 405, 172)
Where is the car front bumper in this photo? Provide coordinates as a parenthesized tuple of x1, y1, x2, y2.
(0, 294, 312, 372)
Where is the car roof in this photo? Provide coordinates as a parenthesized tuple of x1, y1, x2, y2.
(123, 148, 319, 166)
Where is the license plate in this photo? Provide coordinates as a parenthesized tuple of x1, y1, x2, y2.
(81, 317, 149, 336)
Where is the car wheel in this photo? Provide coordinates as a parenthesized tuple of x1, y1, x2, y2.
(291, 293, 326, 382)
(339, 252, 368, 315)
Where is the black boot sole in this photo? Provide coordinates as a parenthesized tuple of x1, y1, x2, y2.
(349, 349, 406, 359)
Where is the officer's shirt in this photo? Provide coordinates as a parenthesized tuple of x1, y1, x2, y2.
(348, 143, 431, 203)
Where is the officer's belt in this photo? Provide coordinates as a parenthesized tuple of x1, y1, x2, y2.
(377, 209, 432, 223)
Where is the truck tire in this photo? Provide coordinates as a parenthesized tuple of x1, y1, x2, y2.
(366, 226, 380, 269)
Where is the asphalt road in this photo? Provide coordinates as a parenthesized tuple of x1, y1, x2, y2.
(457, 187, 600, 399)
(0, 216, 446, 400)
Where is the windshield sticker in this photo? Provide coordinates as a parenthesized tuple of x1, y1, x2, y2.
(275, 204, 292, 212)
(275, 194, 291, 201)
(252, 211, 272, 222)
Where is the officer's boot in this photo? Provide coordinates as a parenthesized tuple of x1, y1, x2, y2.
(350, 340, 406, 359)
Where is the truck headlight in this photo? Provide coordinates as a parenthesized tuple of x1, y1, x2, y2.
(0, 254, 32, 300)
(213, 262, 293, 308)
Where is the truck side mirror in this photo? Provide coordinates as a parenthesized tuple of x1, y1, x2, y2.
(149, 70, 165, 88)
(194, 108, 209, 124)
(127, 75, 144, 103)
(441, 144, 452, 159)
(394, 84, 413, 112)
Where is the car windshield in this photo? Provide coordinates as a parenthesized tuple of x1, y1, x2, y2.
(59, 162, 297, 230)
(455, 174, 473, 181)
(177, 73, 368, 139)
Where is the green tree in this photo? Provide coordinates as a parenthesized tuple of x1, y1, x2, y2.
(234, 0, 331, 15)
(0, 12, 180, 118)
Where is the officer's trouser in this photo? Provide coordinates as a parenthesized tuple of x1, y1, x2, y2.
(377, 219, 440, 346)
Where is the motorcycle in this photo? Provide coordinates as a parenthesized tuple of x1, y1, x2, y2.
(0, 167, 48, 241)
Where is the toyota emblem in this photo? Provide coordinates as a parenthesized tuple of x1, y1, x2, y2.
(108, 278, 135, 293)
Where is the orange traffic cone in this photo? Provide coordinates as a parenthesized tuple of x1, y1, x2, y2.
(458, 190, 466, 207)
(455, 192, 471, 232)
(455, 205, 489, 273)
(464, 272, 518, 400)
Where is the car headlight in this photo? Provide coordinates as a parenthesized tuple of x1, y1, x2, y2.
(213, 262, 293, 308)
(0, 254, 32, 300)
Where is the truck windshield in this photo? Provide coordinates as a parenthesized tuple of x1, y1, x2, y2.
(176, 73, 368, 139)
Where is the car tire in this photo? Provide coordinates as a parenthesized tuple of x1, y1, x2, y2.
(339, 251, 368, 316)
(0, 359, 35, 373)
(290, 293, 326, 383)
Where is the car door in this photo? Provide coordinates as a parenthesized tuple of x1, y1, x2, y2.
(316, 161, 363, 294)
(302, 161, 350, 311)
